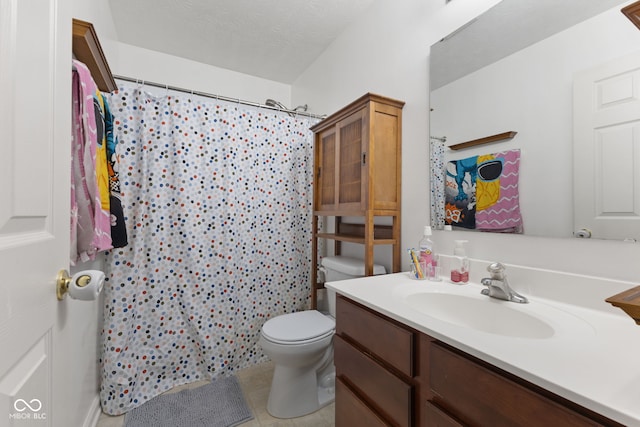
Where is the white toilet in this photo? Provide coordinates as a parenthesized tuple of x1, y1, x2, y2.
(259, 256, 386, 419)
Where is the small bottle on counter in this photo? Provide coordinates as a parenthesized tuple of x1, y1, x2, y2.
(450, 240, 469, 284)
(418, 226, 441, 281)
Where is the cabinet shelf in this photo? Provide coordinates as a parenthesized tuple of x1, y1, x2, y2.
(317, 233, 397, 245)
(313, 209, 400, 217)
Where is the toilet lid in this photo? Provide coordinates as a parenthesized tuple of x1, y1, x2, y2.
(262, 310, 335, 343)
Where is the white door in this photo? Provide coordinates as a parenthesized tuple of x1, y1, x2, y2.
(0, 0, 71, 426)
(574, 51, 640, 241)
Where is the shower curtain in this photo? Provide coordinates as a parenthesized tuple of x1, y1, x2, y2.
(100, 82, 317, 415)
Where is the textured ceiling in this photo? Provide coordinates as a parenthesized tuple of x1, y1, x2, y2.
(108, 0, 376, 84)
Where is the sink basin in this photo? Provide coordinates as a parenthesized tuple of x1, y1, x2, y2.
(403, 292, 555, 339)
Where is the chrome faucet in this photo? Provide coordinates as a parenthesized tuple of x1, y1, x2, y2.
(480, 262, 528, 303)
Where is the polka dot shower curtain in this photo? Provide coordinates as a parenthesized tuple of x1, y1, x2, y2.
(100, 83, 317, 415)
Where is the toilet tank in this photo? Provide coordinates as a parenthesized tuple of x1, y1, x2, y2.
(320, 256, 386, 317)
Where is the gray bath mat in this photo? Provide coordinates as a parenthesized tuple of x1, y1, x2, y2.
(124, 376, 253, 427)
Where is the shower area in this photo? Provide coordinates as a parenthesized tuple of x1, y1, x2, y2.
(100, 80, 320, 415)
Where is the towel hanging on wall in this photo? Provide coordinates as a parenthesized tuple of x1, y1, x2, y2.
(445, 149, 523, 233)
(71, 60, 112, 264)
(71, 60, 128, 264)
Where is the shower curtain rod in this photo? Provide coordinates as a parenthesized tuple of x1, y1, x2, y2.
(113, 74, 326, 119)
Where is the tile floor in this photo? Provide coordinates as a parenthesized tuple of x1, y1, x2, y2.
(95, 361, 335, 427)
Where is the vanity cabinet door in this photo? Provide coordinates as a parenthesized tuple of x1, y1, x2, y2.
(334, 296, 415, 427)
(335, 295, 414, 376)
(423, 401, 464, 427)
(429, 343, 618, 427)
(335, 335, 412, 427)
(336, 378, 390, 427)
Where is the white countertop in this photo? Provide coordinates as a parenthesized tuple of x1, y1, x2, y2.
(325, 271, 640, 426)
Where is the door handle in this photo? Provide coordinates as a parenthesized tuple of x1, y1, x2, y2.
(574, 228, 592, 238)
(56, 269, 105, 301)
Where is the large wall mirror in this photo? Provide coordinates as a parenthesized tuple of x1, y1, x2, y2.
(430, 0, 640, 240)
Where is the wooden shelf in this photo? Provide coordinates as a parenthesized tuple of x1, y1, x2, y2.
(622, 1, 640, 31)
(72, 19, 116, 93)
(313, 209, 400, 217)
(449, 131, 517, 151)
(317, 233, 397, 245)
(316, 222, 397, 245)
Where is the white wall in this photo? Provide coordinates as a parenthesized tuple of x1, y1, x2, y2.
(111, 43, 292, 107)
(292, 0, 640, 283)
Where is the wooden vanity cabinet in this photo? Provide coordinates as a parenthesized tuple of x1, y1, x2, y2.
(310, 94, 404, 309)
(334, 295, 623, 427)
(335, 294, 415, 426)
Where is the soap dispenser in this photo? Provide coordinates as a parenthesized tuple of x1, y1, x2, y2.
(450, 240, 469, 284)
(418, 226, 434, 267)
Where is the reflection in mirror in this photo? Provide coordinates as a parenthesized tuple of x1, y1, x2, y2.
(430, 0, 640, 240)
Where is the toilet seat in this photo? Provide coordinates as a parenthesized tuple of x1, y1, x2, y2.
(262, 310, 335, 345)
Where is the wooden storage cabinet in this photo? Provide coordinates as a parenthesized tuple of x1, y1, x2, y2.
(335, 295, 623, 427)
(311, 94, 404, 308)
(312, 94, 402, 213)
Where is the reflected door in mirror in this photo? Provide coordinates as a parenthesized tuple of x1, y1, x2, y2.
(573, 51, 640, 242)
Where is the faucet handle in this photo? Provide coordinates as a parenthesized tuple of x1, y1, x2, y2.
(487, 262, 506, 279)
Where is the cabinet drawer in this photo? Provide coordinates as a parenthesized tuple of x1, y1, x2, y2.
(336, 377, 390, 427)
(430, 343, 611, 427)
(336, 295, 414, 376)
(335, 334, 412, 427)
(423, 401, 464, 427)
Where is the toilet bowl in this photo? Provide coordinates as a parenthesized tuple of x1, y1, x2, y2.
(259, 256, 385, 419)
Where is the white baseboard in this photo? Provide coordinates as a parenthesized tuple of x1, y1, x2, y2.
(83, 395, 102, 427)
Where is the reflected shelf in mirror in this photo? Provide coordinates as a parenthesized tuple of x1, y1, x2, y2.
(448, 131, 517, 151)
